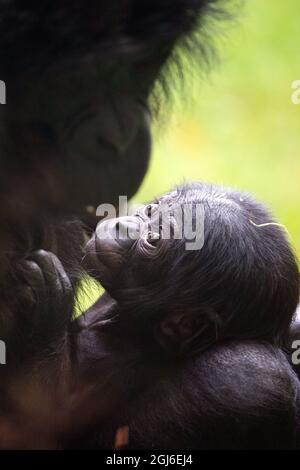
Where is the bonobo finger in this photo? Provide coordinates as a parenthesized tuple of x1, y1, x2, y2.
(17, 259, 47, 305)
(28, 250, 73, 301)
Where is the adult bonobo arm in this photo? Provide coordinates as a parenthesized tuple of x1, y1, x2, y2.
(122, 342, 300, 450)
(0, 0, 233, 362)
(73, 299, 300, 449)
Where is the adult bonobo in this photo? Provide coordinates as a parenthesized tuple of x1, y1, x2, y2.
(0, 0, 228, 359)
(0, 0, 242, 448)
(69, 182, 300, 449)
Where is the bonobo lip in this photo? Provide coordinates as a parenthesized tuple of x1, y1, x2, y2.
(83, 216, 144, 276)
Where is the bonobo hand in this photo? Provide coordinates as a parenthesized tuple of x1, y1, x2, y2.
(4, 250, 74, 362)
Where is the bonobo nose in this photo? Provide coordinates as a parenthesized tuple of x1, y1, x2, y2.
(95, 216, 143, 249)
(83, 216, 142, 284)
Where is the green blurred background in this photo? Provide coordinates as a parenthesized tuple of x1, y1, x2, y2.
(78, 0, 300, 312)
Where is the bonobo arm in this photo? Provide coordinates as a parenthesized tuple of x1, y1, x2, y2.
(69, 283, 300, 449)
(74, 340, 300, 449)
(0, 250, 76, 449)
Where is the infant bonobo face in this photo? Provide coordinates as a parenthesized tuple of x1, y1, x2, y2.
(84, 182, 299, 354)
(84, 188, 207, 284)
(84, 200, 174, 289)
(84, 188, 206, 291)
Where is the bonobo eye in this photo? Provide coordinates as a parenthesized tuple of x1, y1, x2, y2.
(146, 231, 160, 246)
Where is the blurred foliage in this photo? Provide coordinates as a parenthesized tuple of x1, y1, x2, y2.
(77, 0, 300, 314)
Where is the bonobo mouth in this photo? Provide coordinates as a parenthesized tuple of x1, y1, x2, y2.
(83, 215, 146, 285)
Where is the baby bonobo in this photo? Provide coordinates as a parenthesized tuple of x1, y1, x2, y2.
(83, 182, 299, 356)
(71, 181, 300, 449)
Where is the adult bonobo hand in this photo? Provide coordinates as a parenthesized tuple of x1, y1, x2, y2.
(4, 250, 73, 361)
(0, 250, 75, 449)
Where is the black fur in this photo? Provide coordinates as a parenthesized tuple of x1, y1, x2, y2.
(70, 182, 300, 449)
(1, 1, 299, 450)
(0, 0, 231, 361)
(104, 183, 299, 349)
(0, 1, 228, 72)
(76, 339, 300, 449)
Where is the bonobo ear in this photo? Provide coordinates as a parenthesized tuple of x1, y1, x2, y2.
(156, 312, 219, 357)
